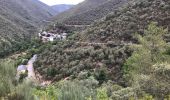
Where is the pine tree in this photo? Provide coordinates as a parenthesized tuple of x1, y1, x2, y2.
(137, 22, 168, 62)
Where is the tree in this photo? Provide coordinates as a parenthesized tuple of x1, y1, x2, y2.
(123, 22, 169, 98)
(137, 22, 168, 62)
(124, 22, 168, 78)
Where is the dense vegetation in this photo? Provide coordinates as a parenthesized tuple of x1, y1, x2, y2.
(0, 60, 34, 100)
(34, 23, 170, 99)
(35, 40, 131, 85)
(1, 0, 170, 99)
(1, 23, 170, 100)
(123, 22, 170, 99)
(33, 0, 170, 98)
(78, 0, 170, 43)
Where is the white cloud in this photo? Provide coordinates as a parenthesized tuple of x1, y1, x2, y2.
(39, 0, 85, 5)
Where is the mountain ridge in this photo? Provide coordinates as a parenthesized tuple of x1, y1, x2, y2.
(53, 0, 110, 23)
(53, 0, 129, 25)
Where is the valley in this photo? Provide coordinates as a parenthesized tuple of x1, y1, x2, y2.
(0, 0, 170, 100)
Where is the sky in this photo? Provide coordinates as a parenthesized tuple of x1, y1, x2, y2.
(39, 0, 85, 6)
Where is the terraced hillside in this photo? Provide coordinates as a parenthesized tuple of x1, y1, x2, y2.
(54, 0, 128, 25)
(0, 0, 55, 57)
(35, 0, 170, 86)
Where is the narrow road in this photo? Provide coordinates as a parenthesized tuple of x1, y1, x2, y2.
(27, 55, 37, 80)
(75, 42, 133, 46)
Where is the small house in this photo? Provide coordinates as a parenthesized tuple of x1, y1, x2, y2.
(16, 65, 28, 80)
(17, 65, 27, 73)
(62, 35, 67, 40)
(62, 33, 67, 36)
(49, 37, 54, 41)
(42, 31, 48, 35)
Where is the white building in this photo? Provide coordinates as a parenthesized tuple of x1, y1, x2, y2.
(49, 37, 54, 42)
(38, 31, 68, 42)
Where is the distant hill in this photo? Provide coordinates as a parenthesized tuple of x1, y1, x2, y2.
(52, 4, 74, 13)
(3, 0, 56, 24)
(0, 0, 55, 57)
(53, 0, 109, 23)
(53, 0, 128, 25)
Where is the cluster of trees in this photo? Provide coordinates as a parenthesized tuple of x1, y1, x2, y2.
(44, 23, 71, 33)
(123, 22, 170, 99)
(35, 40, 131, 85)
(0, 40, 29, 58)
(33, 23, 170, 99)
(34, 79, 163, 100)
(0, 59, 131, 100)
(0, 38, 42, 58)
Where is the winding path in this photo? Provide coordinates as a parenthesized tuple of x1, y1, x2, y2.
(26, 55, 37, 80)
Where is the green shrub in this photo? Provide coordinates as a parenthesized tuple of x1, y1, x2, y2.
(111, 87, 136, 100)
(0, 60, 16, 97)
(33, 85, 59, 100)
(95, 67, 108, 84)
(139, 64, 170, 99)
(0, 60, 34, 100)
(97, 87, 109, 100)
(34, 80, 93, 100)
(57, 81, 92, 100)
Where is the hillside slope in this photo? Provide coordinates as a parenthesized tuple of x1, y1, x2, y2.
(2, 0, 56, 25)
(0, 0, 55, 57)
(35, 0, 170, 86)
(78, 0, 170, 43)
